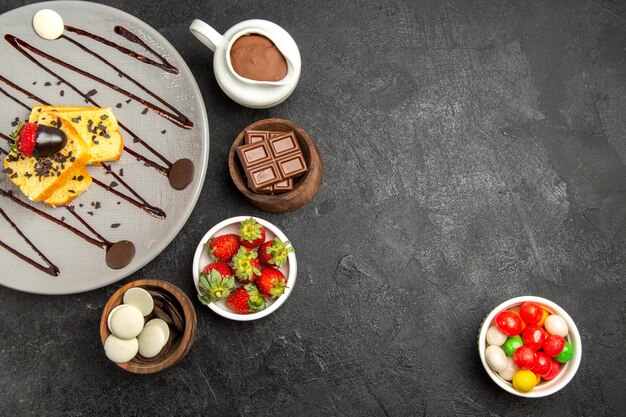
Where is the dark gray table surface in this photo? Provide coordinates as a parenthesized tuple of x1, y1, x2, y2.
(1, 0, 624, 416)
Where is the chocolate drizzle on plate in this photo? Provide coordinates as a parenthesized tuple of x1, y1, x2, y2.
(65, 25, 179, 75)
(4, 34, 192, 129)
(0, 207, 59, 276)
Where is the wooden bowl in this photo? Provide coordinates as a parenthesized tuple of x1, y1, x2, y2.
(99, 279, 197, 374)
(228, 118, 324, 213)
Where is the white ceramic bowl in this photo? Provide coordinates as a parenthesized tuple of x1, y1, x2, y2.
(478, 296, 582, 398)
(192, 216, 297, 321)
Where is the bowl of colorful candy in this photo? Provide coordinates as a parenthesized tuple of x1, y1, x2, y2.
(478, 296, 582, 397)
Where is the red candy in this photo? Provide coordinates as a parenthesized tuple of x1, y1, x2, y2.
(522, 325, 545, 351)
(520, 302, 544, 325)
(532, 352, 552, 377)
(513, 346, 537, 370)
(495, 311, 523, 337)
(543, 335, 566, 357)
(542, 359, 560, 381)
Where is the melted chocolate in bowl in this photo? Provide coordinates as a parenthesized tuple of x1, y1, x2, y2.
(229, 34, 287, 82)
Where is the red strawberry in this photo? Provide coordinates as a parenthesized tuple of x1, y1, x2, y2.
(231, 247, 261, 283)
(258, 238, 294, 268)
(205, 234, 240, 262)
(202, 261, 234, 277)
(239, 217, 266, 248)
(11, 122, 37, 157)
(197, 266, 235, 304)
(255, 267, 286, 298)
(226, 283, 266, 314)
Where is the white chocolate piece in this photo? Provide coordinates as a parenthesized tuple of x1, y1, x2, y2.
(486, 325, 507, 346)
(137, 324, 166, 358)
(145, 318, 170, 342)
(107, 305, 125, 330)
(123, 287, 154, 316)
(485, 345, 507, 373)
(32, 9, 64, 40)
(108, 304, 144, 339)
(498, 357, 519, 381)
(104, 335, 138, 363)
(545, 315, 568, 337)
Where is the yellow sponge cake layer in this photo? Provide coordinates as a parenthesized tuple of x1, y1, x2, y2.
(29, 105, 123, 164)
(4, 114, 92, 202)
(45, 167, 92, 207)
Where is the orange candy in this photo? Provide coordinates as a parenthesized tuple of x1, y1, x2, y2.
(510, 309, 528, 331)
(537, 309, 549, 327)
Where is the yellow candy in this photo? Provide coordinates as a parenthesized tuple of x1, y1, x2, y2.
(512, 370, 537, 393)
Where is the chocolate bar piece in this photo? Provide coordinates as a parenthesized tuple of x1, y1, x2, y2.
(244, 130, 286, 144)
(256, 178, 294, 194)
(244, 130, 296, 194)
(236, 131, 308, 192)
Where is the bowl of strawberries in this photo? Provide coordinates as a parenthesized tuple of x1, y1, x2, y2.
(192, 216, 297, 321)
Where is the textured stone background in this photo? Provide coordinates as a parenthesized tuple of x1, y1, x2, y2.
(1, 0, 625, 416)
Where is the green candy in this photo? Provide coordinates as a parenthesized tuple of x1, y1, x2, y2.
(555, 341, 574, 363)
(502, 335, 524, 357)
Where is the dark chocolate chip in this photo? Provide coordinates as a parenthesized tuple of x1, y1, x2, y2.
(111, 223, 120, 228)
(141, 108, 149, 115)
(44, 82, 51, 86)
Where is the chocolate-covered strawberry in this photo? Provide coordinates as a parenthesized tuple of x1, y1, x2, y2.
(258, 238, 294, 268)
(10, 121, 67, 158)
(239, 217, 266, 248)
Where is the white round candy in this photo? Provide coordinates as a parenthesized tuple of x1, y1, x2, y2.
(485, 345, 508, 373)
(145, 318, 170, 342)
(498, 357, 519, 381)
(545, 315, 568, 337)
(137, 324, 166, 358)
(108, 304, 144, 339)
(123, 287, 154, 316)
(104, 335, 138, 363)
(486, 325, 507, 346)
(32, 9, 64, 40)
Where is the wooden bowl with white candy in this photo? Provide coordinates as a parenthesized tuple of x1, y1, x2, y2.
(99, 279, 197, 374)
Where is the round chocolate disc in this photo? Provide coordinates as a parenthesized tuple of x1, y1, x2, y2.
(106, 240, 136, 269)
(168, 158, 194, 190)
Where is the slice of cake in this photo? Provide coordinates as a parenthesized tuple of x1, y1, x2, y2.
(4, 113, 92, 202)
(29, 105, 123, 164)
(44, 167, 92, 206)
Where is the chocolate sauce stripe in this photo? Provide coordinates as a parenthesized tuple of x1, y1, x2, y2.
(5, 34, 192, 129)
(64, 25, 178, 74)
(93, 174, 166, 219)
(60, 31, 183, 117)
(0, 74, 50, 105)
(0, 85, 31, 111)
(65, 206, 111, 246)
(0, 188, 106, 249)
(0, 69, 171, 174)
(0, 207, 59, 276)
